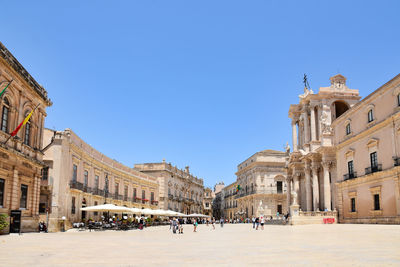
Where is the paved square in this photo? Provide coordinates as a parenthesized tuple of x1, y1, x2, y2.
(0, 224, 399, 266)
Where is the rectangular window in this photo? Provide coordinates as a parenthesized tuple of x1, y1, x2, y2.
(151, 192, 154, 202)
(41, 167, 49, 180)
(368, 110, 374, 123)
(277, 181, 283, 193)
(142, 190, 145, 200)
(71, 197, 76, 214)
(374, 194, 380, 210)
(72, 164, 77, 182)
(348, 161, 354, 175)
(84, 170, 88, 187)
(133, 188, 137, 199)
(104, 174, 109, 193)
(370, 152, 378, 168)
(0, 178, 4, 207)
(24, 123, 30, 146)
(20, 184, 28, 209)
(94, 175, 99, 189)
(206, 202, 209, 208)
(94, 201, 98, 216)
(351, 198, 356, 212)
(398, 94, 400, 107)
(124, 185, 128, 201)
(346, 123, 351, 135)
(115, 183, 119, 195)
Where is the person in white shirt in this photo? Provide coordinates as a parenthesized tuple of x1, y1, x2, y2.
(260, 216, 265, 230)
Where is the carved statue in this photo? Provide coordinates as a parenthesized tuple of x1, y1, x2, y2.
(320, 110, 333, 134)
(285, 142, 290, 153)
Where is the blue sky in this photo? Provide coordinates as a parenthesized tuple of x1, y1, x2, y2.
(1, 1, 399, 188)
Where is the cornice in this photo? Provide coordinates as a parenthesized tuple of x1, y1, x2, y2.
(0, 42, 52, 105)
(69, 143, 158, 187)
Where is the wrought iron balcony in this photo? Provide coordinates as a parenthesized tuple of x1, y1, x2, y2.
(82, 185, 91, 193)
(343, 172, 357, 181)
(365, 164, 382, 175)
(70, 180, 84, 191)
(168, 194, 173, 200)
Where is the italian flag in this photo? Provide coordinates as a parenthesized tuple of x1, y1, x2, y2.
(236, 185, 241, 192)
(10, 104, 39, 137)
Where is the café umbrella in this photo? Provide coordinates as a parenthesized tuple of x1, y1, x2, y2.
(81, 204, 132, 213)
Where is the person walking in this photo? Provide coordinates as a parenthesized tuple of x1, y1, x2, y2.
(212, 218, 215, 230)
(220, 218, 224, 228)
(255, 217, 259, 230)
(193, 219, 198, 232)
(260, 215, 265, 230)
(172, 217, 177, 234)
(178, 219, 183, 234)
(252, 217, 256, 229)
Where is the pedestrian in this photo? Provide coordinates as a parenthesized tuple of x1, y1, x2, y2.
(206, 219, 209, 226)
(260, 215, 265, 230)
(212, 217, 215, 230)
(172, 217, 177, 234)
(220, 218, 224, 228)
(276, 211, 280, 219)
(255, 217, 259, 230)
(252, 217, 256, 229)
(193, 219, 198, 232)
(178, 219, 183, 234)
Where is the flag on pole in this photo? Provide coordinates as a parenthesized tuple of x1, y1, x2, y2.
(0, 80, 13, 98)
(236, 185, 241, 192)
(10, 104, 39, 137)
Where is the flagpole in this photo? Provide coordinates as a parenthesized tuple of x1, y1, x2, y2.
(0, 79, 13, 99)
(3, 103, 40, 145)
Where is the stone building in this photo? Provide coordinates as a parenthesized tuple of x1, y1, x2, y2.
(287, 75, 360, 222)
(333, 74, 400, 224)
(134, 161, 204, 214)
(41, 128, 159, 232)
(235, 149, 288, 219)
(203, 187, 214, 216)
(0, 42, 52, 232)
(222, 182, 238, 220)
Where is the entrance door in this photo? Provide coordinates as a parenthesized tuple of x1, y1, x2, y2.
(10, 210, 21, 233)
(277, 205, 282, 214)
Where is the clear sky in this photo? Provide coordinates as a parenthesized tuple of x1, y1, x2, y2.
(1, 1, 399, 188)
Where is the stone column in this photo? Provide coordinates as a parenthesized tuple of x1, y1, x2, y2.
(32, 175, 38, 215)
(303, 110, 310, 144)
(304, 164, 312, 211)
(291, 120, 298, 152)
(322, 162, 331, 211)
(293, 174, 300, 206)
(10, 168, 19, 210)
(286, 176, 292, 209)
(312, 165, 319, 211)
(310, 106, 317, 141)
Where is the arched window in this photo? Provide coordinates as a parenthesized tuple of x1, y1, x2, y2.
(24, 111, 31, 146)
(368, 109, 374, 123)
(1, 98, 10, 132)
(397, 93, 400, 107)
(346, 123, 351, 135)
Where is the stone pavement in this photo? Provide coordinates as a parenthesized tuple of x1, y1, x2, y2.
(0, 224, 399, 266)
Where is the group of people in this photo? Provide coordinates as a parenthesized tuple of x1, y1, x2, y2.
(170, 218, 184, 234)
(251, 216, 266, 230)
(170, 217, 225, 233)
